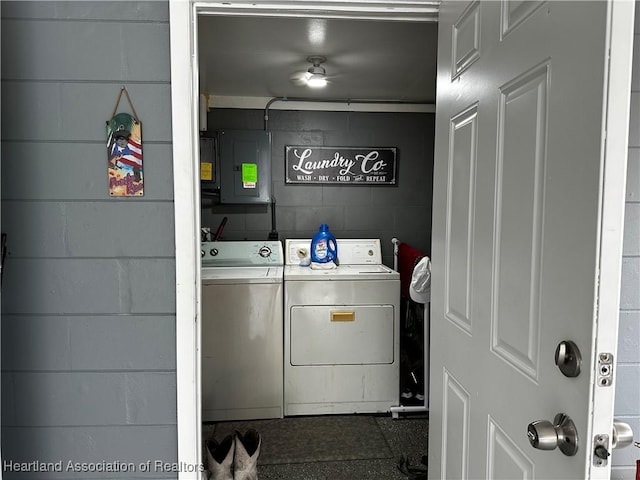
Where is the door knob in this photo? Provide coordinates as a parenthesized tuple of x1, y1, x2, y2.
(527, 413, 579, 456)
(612, 421, 634, 449)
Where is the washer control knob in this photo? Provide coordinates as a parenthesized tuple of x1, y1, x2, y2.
(210, 248, 218, 257)
(201, 250, 205, 258)
(259, 246, 272, 257)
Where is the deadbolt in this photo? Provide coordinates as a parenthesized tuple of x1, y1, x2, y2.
(555, 340, 582, 377)
(527, 413, 579, 456)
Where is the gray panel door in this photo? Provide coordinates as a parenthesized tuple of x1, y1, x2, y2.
(429, 1, 634, 478)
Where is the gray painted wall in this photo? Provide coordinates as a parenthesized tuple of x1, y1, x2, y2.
(1, 2, 177, 479)
(612, 4, 640, 479)
(202, 109, 435, 266)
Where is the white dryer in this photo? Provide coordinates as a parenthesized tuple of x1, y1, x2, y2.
(284, 239, 400, 416)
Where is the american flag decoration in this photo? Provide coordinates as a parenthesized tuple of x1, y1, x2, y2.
(107, 88, 143, 196)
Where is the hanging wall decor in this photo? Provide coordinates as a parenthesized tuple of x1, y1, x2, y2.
(107, 87, 143, 196)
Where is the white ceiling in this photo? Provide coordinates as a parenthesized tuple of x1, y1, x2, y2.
(197, 15, 439, 106)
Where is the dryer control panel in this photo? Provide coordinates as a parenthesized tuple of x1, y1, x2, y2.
(286, 239, 382, 265)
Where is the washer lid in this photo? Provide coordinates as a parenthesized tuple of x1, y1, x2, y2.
(284, 264, 399, 281)
(202, 266, 283, 284)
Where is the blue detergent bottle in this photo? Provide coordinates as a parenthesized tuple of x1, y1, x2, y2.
(310, 224, 338, 264)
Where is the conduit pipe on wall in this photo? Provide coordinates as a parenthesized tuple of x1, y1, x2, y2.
(263, 96, 433, 131)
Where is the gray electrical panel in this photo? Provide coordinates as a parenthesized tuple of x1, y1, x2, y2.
(218, 129, 271, 204)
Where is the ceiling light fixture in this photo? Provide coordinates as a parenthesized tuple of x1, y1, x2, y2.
(306, 55, 328, 88)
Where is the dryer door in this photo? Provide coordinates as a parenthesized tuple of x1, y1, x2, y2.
(290, 304, 394, 365)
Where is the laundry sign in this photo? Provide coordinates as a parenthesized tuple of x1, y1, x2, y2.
(285, 146, 397, 185)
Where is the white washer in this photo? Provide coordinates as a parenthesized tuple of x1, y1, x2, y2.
(201, 241, 283, 421)
(284, 239, 400, 416)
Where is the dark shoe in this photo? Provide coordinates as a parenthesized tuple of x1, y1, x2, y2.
(397, 454, 427, 480)
(401, 388, 414, 400)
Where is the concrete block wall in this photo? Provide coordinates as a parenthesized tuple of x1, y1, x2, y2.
(202, 109, 435, 266)
(611, 4, 640, 479)
(1, 2, 178, 479)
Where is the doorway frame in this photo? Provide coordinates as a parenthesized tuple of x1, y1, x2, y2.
(169, 2, 440, 477)
(168, 1, 633, 478)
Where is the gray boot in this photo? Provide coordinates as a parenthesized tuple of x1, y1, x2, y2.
(233, 429, 261, 480)
(206, 434, 235, 480)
